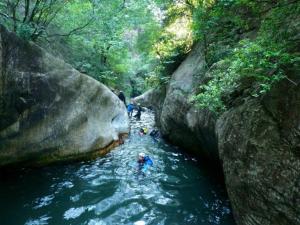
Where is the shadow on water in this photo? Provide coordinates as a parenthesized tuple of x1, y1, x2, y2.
(0, 110, 236, 225)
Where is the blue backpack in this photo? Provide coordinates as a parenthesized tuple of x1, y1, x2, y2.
(127, 104, 134, 112)
(142, 156, 153, 172)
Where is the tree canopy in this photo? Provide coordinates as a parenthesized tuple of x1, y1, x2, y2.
(0, 0, 193, 97)
(1, 0, 299, 105)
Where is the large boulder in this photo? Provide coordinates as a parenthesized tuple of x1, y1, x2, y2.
(159, 43, 219, 161)
(0, 25, 129, 167)
(216, 75, 300, 225)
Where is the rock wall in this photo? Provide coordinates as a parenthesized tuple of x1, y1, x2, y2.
(133, 87, 166, 127)
(216, 75, 300, 225)
(0, 25, 129, 167)
(136, 41, 300, 225)
(135, 43, 219, 161)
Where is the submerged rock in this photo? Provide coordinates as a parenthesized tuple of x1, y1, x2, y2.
(216, 75, 300, 225)
(0, 25, 129, 167)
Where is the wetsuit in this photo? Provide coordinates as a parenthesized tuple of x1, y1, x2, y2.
(118, 91, 126, 105)
(127, 104, 134, 117)
(138, 156, 153, 173)
(134, 106, 142, 120)
(150, 130, 159, 138)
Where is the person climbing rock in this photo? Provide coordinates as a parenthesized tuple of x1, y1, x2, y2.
(117, 90, 126, 105)
(111, 88, 116, 94)
(137, 152, 153, 173)
(134, 104, 142, 120)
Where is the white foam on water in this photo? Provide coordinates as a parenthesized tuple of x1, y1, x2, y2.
(134, 221, 146, 225)
(63, 207, 86, 220)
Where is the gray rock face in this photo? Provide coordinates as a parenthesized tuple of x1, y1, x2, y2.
(133, 87, 166, 127)
(136, 39, 300, 225)
(0, 25, 129, 167)
(216, 77, 300, 225)
(155, 43, 218, 160)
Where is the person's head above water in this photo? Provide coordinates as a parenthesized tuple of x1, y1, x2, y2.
(139, 127, 148, 135)
(138, 152, 145, 161)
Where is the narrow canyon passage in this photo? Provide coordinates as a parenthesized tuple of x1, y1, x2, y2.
(0, 111, 235, 225)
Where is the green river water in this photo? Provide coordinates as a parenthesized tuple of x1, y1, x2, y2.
(0, 111, 235, 225)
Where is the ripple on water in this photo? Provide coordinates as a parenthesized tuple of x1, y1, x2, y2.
(103, 202, 147, 223)
(25, 215, 51, 225)
(70, 189, 100, 203)
(87, 219, 106, 225)
(0, 110, 235, 225)
(90, 177, 116, 186)
(64, 205, 96, 220)
(155, 196, 172, 205)
(52, 181, 74, 194)
(63, 207, 86, 220)
(33, 194, 55, 209)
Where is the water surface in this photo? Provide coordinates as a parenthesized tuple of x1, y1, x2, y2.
(0, 111, 235, 225)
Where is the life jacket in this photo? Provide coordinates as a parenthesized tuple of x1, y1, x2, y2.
(139, 156, 153, 173)
(144, 156, 153, 166)
(142, 127, 148, 134)
(127, 104, 134, 112)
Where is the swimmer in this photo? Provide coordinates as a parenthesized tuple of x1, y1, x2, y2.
(149, 129, 159, 138)
(137, 152, 153, 173)
(139, 127, 148, 136)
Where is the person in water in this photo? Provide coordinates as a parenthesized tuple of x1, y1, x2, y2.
(134, 104, 142, 120)
(127, 101, 135, 117)
(149, 129, 160, 139)
(137, 152, 153, 173)
(139, 127, 148, 135)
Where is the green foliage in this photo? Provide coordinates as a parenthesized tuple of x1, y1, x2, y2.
(191, 0, 300, 114)
(191, 0, 262, 65)
(0, 0, 67, 40)
(258, 2, 300, 51)
(138, 2, 193, 89)
(10, 0, 298, 111)
(48, 0, 165, 94)
(61, 0, 192, 95)
(145, 65, 170, 87)
(0, 0, 193, 97)
(150, 30, 191, 82)
(193, 39, 299, 113)
(16, 23, 35, 40)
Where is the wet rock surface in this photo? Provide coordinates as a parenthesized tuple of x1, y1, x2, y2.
(135, 44, 219, 161)
(136, 41, 300, 225)
(216, 76, 300, 225)
(0, 25, 129, 167)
